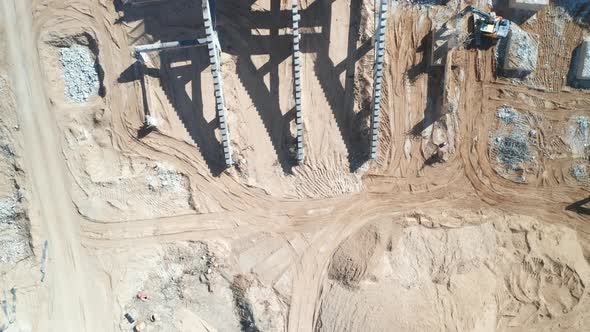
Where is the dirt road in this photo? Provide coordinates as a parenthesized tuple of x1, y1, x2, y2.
(0, 0, 108, 330)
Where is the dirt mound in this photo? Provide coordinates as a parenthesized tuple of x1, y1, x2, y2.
(327, 224, 383, 287)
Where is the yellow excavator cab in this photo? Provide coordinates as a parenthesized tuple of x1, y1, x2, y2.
(460, 6, 511, 40)
(480, 23, 496, 34)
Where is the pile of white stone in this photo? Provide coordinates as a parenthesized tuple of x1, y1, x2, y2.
(59, 45, 99, 103)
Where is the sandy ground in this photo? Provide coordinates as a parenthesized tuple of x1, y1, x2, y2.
(1, 0, 590, 331)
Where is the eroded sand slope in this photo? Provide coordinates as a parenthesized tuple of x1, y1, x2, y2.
(318, 214, 590, 331)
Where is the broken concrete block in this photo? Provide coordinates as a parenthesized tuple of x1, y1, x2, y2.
(576, 38, 590, 81)
(502, 24, 539, 78)
(509, 0, 549, 12)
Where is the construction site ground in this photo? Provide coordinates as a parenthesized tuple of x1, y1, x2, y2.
(1, 0, 590, 331)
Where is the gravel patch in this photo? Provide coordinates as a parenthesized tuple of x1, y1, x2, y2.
(490, 107, 539, 183)
(146, 163, 188, 193)
(59, 45, 99, 103)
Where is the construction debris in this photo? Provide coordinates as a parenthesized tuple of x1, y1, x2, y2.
(500, 24, 539, 78)
(146, 163, 186, 193)
(489, 106, 538, 182)
(564, 116, 590, 158)
(509, 0, 548, 12)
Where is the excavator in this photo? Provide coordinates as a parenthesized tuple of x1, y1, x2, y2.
(460, 5, 510, 42)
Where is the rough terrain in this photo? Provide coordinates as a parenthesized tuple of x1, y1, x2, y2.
(0, 0, 589, 331)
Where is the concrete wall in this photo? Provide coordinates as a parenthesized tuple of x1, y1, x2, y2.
(577, 39, 590, 81)
(509, 0, 549, 12)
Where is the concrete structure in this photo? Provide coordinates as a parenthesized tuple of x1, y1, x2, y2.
(203, 0, 233, 167)
(133, 53, 155, 130)
(134, 39, 207, 54)
(509, 0, 548, 12)
(132, 0, 234, 167)
(292, 0, 304, 163)
(369, 0, 389, 160)
(576, 38, 590, 81)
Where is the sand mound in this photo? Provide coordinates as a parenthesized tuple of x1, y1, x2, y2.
(327, 224, 383, 287)
(317, 216, 590, 331)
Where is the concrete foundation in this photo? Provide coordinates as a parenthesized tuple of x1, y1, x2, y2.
(509, 0, 549, 12)
(576, 38, 590, 81)
(502, 25, 539, 78)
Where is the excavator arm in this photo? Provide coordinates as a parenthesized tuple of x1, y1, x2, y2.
(459, 5, 510, 40)
(460, 5, 495, 24)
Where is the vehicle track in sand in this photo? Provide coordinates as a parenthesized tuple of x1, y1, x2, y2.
(2, 0, 590, 331)
(1, 0, 110, 330)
